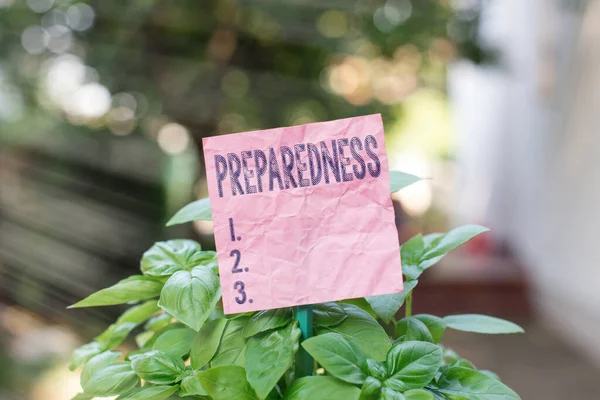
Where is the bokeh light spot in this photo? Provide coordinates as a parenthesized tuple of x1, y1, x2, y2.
(21, 25, 48, 54)
(66, 3, 95, 32)
(222, 69, 249, 98)
(316, 10, 349, 38)
(158, 123, 191, 154)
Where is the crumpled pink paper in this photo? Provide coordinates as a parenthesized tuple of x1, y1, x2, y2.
(203, 114, 403, 313)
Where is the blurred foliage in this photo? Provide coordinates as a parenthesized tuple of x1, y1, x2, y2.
(0, 0, 489, 153)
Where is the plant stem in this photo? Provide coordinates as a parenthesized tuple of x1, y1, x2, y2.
(405, 292, 412, 318)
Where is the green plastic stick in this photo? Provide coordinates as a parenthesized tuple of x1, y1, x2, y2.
(295, 304, 314, 377)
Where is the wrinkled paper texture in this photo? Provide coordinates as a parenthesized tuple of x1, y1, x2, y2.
(203, 114, 403, 313)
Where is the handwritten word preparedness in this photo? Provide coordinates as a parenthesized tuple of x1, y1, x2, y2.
(213, 135, 382, 198)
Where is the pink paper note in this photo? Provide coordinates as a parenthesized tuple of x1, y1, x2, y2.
(203, 114, 403, 313)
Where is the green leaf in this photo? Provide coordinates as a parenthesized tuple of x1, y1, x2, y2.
(158, 266, 221, 331)
(341, 298, 378, 319)
(450, 359, 476, 370)
(412, 315, 446, 344)
(359, 376, 382, 400)
(316, 303, 391, 361)
(116, 385, 178, 400)
(390, 171, 422, 193)
(196, 365, 258, 400)
(191, 318, 228, 369)
(480, 370, 501, 381)
(422, 388, 449, 400)
(437, 367, 520, 400)
(211, 317, 248, 367)
(302, 333, 368, 385)
(81, 351, 139, 397)
(69, 341, 103, 371)
(141, 240, 205, 277)
(134, 331, 154, 349)
(313, 302, 348, 327)
(400, 235, 425, 280)
(130, 350, 185, 384)
(246, 322, 300, 399)
(95, 322, 137, 350)
(179, 371, 209, 397)
(421, 226, 489, 261)
(285, 376, 360, 400)
(443, 314, 524, 334)
(69, 276, 162, 308)
(386, 341, 443, 390)
(152, 327, 196, 358)
(243, 308, 293, 338)
(365, 280, 418, 323)
(395, 318, 434, 343)
(366, 359, 388, 381)
(383, 378, 407, 392)
(145, 313, 173, 331)
(117, 300, 161, 325)
(401, 227, 489, 280)
(382, 388, 406, 400)
(403, 389, 435, 400)
(166, 198, 212, 226)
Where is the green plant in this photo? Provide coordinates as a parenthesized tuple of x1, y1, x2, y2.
(68, 172, 523, 400)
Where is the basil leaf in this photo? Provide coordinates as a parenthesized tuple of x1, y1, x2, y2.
(179, 371, 209, 397)
(317, 303, 391, 361)
(366, 359, 388, 381)
(412, 315, 446, 344)
(141, 239, 205, 277)
(443, 314, 524, 334)
(190, 318, 228, 369)
(285, 376, 360, 400)
(450, 359, 476, 370)
(166, 198, 212, 226)
(302, 332, 368, 385)
(400, 235, 425, 280)
(365, 280, 418, 323)
(130, 350, 185, 384)
(395, 318, 434, 343)
(95, 322, 137, 350)
(243, 308, 293, 338)
(382, 388, 406, 400)
(158, 266, 221, 331)
(81, 352, 139, 397)
(152, 327, 196, 358)
(341, 298, 378, 319)
(403, 389, 436, 400)
(145, 313, 173, 331)
(401, 226, 489, 280)
(313, 302, 348, 327)
(421, 225, 489, 261)
(117, 300, 161, 325)
(196, 365, 258, 400)
(246, 322, 300, 398)
(390, 171, 421, 193)
(358, 376, 382, 400)
(211, 317, 248, 367)
(386, 341, 442, 390)
(383, 378, 407, 392)
(480, 370, 501, 381)
(437, 366, 520, 400)
(69, 341, 103, 371)
(116, 385, 178, 400)
(69, 276, 162, 308)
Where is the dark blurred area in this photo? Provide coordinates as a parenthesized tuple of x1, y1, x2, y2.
(1, 0, 599, 398)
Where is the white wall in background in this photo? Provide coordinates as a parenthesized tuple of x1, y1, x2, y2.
(450, 0, 600, 365)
